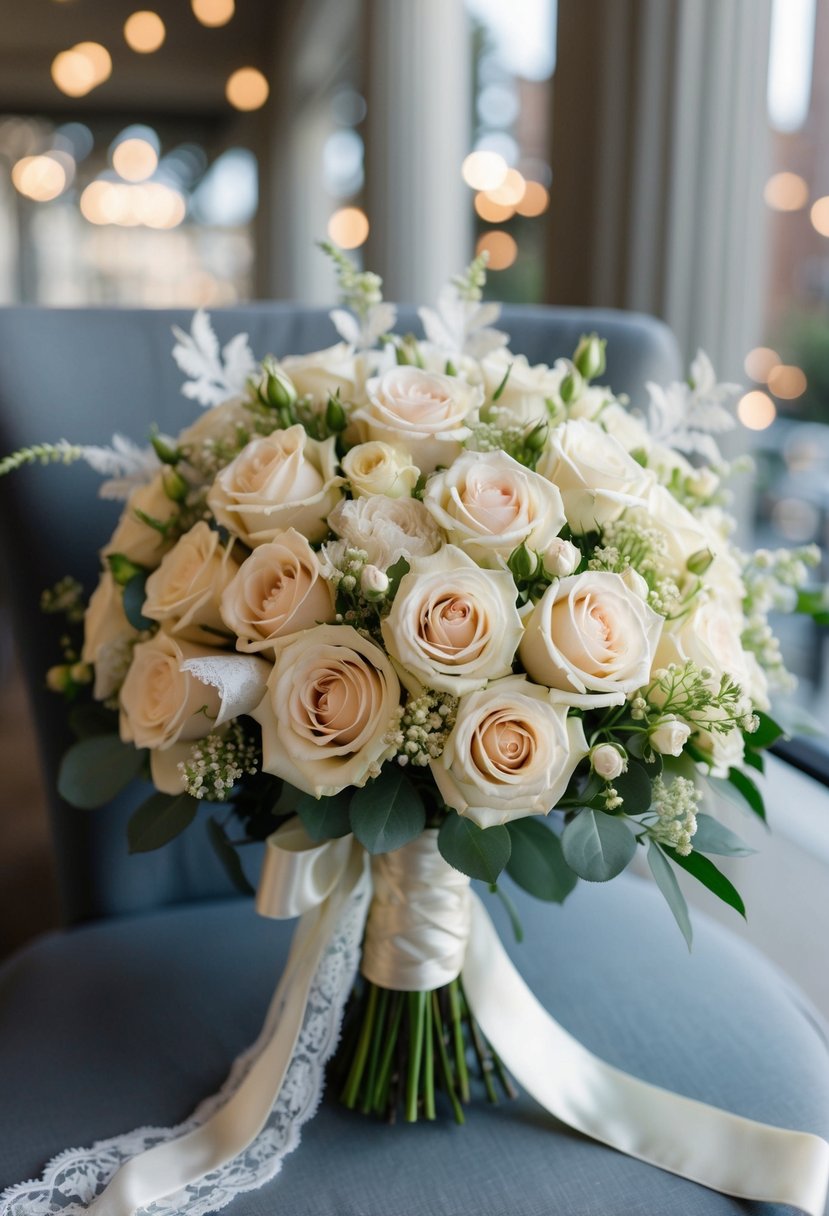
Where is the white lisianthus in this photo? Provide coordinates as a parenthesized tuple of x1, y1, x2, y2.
(481, 351, 562, 425)
(353, 366, 479, 474)
(252, 624, 401, 797)
(220, 528, 335, 652)
(279, 342, 361, 405)
(536, 418, 653, 534)
(142, 522, 239, 644)
(520, 570, 663, 706)
(104, 472, 178, 568)
(649, 716, 692, 757)
(654, 598, 749, 690)
(342, 441, 419, 499)
(423, 449, 566, 566)
(207, 424, 342, 547)
(327, 495, 443, 570)
(430, 676, 588, 828)
(381, 546, 524, 695)
(119, 632, 224, 754)
(82, 570, 140, 700)
(542, 537, 581, 578)
(591, 743, 627, 780)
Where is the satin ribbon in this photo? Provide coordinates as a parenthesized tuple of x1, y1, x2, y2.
(87, 824, 829, 1216)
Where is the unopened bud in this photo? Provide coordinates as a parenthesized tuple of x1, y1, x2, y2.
(686, 547, 714, 576)
(649, 716, 691, 757)
(525, 420, 549, 453)
(107, 552, 146, 586)
(542, 537, 580, 578)
(150, 433, 181, 465)
(559, 368, 583, 405)
(360, 565, 389, 600)
(325, 395, 348, 433)
(162, 467, 189, 503)
(258, 361, 297, 411)
(573, 334, 606, 382)
(507, 543, 539, 583)
(591, 743, 627, 781)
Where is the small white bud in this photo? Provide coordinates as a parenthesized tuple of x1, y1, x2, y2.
(591, 743, 627, 781)
(542, 537, 580, 578)
(649, 716, 692, 757)
(360, 564, 390, 600)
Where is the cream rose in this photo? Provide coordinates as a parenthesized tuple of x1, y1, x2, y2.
(104, 473, 178, 568)
(481, 351, 562, 425)
(536, 419, 653, 534)
(423, 449, 566, 566)
(519, 571, 663, 705)
(178, 398, 252, 454)
(252, 624, 401, 797)
(120, 633, 223, 753)
(207, 424, 342, 547)
(354, 367, 479, 474)
(342, 441, 419, 499)
(142, 522, 239, 644)
(82, 570, 140, 700)
(381, 546, 524, 695)
(654, 597, 749, 690)
(220, 528, 335, 652)
(280, 342, 361, 404)
(430, 676, 588, 828)
(649, 716, 692, 757)
(327, 495, 443, 570)
(694, 725, 745, 778)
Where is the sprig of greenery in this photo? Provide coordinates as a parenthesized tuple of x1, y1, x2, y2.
(319, 240, 384, 320)
(0, 440, 86, 478)
(640, 660, 755, 734)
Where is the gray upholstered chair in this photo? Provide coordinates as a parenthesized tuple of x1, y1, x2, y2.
(0, 305, 827, 1214)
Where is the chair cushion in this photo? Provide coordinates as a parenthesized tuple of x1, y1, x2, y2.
(1, 872, 827, 1215)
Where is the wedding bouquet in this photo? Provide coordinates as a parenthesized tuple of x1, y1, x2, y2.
(3, 246, 828, 1216)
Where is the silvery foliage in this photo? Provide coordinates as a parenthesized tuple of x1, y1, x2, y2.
(646, 350, 741, 464)
(172, 310, 258, 408)
(80, 433, 160, 501)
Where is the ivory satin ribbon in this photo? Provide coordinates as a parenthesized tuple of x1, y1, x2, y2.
(87, 825, 829, 1216)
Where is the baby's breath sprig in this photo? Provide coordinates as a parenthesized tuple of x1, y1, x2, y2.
(320, 241, 384, 321)
(451, 251, 489, 302)
(41, 576, 86, 624)
(741, 544, 821, 616)
(466, 417, 549, 471)
(178, 721, 259, 802)
(588, 519, 686, 617)
(641, 660, 756, 735)
(644, 775, 701, 856)
(386, 691, 458, 767)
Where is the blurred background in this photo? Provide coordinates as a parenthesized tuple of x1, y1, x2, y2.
(1, 0, 829, 975)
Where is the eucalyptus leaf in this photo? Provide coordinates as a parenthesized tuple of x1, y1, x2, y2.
(58, 734, 146, 809)
(127, 792, 199, 853)
(207, 817, 255, 895)
(692, 813, 755, 858)
(506, 818, 578, 903)
(749, 711, 785, 750)
(561, 809, 636, 882)
(664, 845, 746, 918)
(123, 571, 154, 631)
(349, 767, 425, 854)
(611, 759, 654, 815)
(297, 789, 352, 842)
(438, 813, 511, 883)
(647, 841, 693, 949)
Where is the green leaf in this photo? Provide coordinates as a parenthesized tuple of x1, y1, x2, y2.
(127, 791, 199, 853)
(438, 813, 511, 883)
(561, 809, 636, 882)
(506, 818, 578, 903)
(611, 759, 654, 814)
(207, 817, 255, 894)
(727, 767, 766, 822)
(349, 767, 425, 854)
(664, 846, 746, 918)
(488, 882, 524, 942)
(297, 789, 352, 842)
(384, 556, 410, 600)
(749, 711, 785, 750)
(58, 734, 146, 809)
(796, 587, 829, 625)
(647, 841, 693, 949)
(692, 813, 755, 858)
(742, 748, 765, 774)
(68, 703, 119, 739)
(123, 571, 153, 631)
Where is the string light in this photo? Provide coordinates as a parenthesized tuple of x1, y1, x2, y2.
(225, 67, 269, 111)
(486, 168, 526, 207)
(515, 181, 549, 217)
(192, 0, 235, 26)
(327, 207, 369, 249)
(737, 390, 777, 430)
(124, 12, 166, 53)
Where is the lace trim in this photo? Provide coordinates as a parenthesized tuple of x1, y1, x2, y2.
(0, 883, 367, 1216)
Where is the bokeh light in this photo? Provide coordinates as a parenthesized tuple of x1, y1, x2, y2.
(475, 230, 517, 270)
(80, 179, 186, 228)
(767, 364, 807, 399)
(810, 195, 829, 237)
(124, 12, 166, 54)
(737, 390, 777, 430)
(11, 155, 67, 202)
(772, 497, 820, 543)
(327, 207, 369, 249)
(462, 151, 508, 192)
(763, 171, 809, 211)
(51, 43, 111, 97)
(112, 138, 159, 182)
(226, 67, 270, 111)
(743, 346, 780, 382)
(515, 181, 549, 217)
(486, 168, 526, 207)
(191, 0, 235, 26)
(474, 192, 515, 223)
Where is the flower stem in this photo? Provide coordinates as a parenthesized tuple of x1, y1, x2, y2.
(448, 979, 470, 1103)
(405, 991, 426, 1123)
(431, 991, 465, 1125)
(422, 989, 436, 1120)
(362, 986, 388, 1114)
(341, 982, 378, 1109)
(372, 993, 404, 1116)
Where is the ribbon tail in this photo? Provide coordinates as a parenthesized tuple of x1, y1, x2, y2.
(88, 849, 368, 1216)
(462, 893, 829, 1216)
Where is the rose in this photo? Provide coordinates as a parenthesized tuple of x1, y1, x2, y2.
(430, 676, 588, 828)
(590, 743, 627, 780)
(481, 351, 563, 425)
(104, 473, 178, 568)
(82, 570, 140, 700)
(353, 367, 479, 474)
(519, 571, 663, 706)
(142, 522, 239, 644)
(220, 528, 335, 652)
(252, 624, 401, 797)
(542, 537, 581, 578)
(207, 424, 342, 547)
(327, 495, 443, 569)
(279, 343, 361, 404)
(342, 441, 419, 499)
(423, 449, 566, 566)
(654, 598, 749, 690)
(649, 716, 692, 757)
(536, 419, 653, 533)
(593, 402, 653, 454)
(178, 398, 252, 454)
(381, 546, 524, 694)
(119, 632, 225, 753)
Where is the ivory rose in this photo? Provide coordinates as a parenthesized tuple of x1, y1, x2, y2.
(519, 570, 663, 705)
(220, 528, 335, 652)
(142, 522, 240, 644)
(649, 716, 692, 757)
(327, 495, 443, 570)
(207, 424, 342, 547)
(422, 449, 566, 566)
(342, 441, 419, 499)
(105, 473, 178, 568)
(354, 366, 479, 474)
(536, 418, 652, 533)
(653, 597, 750, 690)
(82, 570, 140, 700)
(381, 546, 524, 694)
(178, 398, 252, 454)
(252, 624, 401, 797)
(119, 633, 225, 751)
(430, 676, 588, 828)
(279, 342, 361, 405)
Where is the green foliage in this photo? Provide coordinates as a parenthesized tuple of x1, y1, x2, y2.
(727, 767, 766, 822)
(0, 440, 85, 478)
(127, 791, 199, 853)
(58, 734, 146, 809)
(664, 845, 746, 918)
(647, 841, 692, 949)
(750, 712, 785, 750)
(692, 813, 755, 858)
(207, 817, 255, 895)
(384, 556, 410, 601)
(437, 813, 511, 883)
(561, 808, 636, 882)
(122, 571, 153, 631)
(506, 818, 577, 903)
(611, 759, 655, 814)
(297, 789, 353, 842)
(349, 768, 425, 854)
